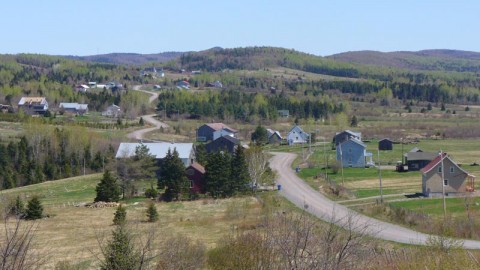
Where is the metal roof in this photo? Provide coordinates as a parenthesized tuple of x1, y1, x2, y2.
(116, 142, 193, 159)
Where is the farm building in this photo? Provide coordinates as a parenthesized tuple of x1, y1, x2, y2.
(59, 103, 88, 115)
(116, 142, 195, 167)
(186, 162, 206, 194)
(421, 153, 475, 197)
(196, 123, 237, 142)
(287, 125, 309, 145)
(278, 110, 290, 118)
(336, 138, 374, 168)
(405, 151, 437, 171)
(333, 130, 361, 147)
(102, 104, 122, 118)
(378, 138, 393, 151)
(18, 97, 49, 115)
(267, 128, 282, 145)
(205, 135, 240, 154)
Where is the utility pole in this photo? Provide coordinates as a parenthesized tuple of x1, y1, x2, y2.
(378, 149, 383, 203)
(323, 136, 327, 181)
(340, 143, 345, 186)
(441, 150, 447, 219)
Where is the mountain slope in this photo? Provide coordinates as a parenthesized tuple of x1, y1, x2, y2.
(328, 49, 480, 72)
(65, 52, 183, 65)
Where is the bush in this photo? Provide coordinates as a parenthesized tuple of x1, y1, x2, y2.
(146, 203, 158, 222)
(113, 205, 127, 226)
(144, 186, 158, 199)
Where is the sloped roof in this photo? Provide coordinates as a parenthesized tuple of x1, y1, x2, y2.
(379, 138, 393, 143)
(420, 153, 470, 175)
(407, 151, 437, 161)
(335, 130, 361, 138)
(267, 128, 282, 139)
(189, 162, 205, 174)
(206, 123, 238, 133)
(217, 135, 240, 144)
(18, 97, 47, 105)
(339, 137, 366, 148)
(115, 142, 193, 159)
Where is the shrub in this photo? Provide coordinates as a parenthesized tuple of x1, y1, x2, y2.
(25, 197, 43, 220)
(146, 203, 158, 222)
(113, 205, 127, 226)
(144, 186, 158, 199)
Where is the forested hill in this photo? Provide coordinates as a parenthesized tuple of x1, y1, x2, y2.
(328, 49, 480, 72)
(65, 52, 183, 64)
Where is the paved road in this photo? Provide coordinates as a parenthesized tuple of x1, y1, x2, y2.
(127, 87, 169, 140)
(270, 152, 480, 249)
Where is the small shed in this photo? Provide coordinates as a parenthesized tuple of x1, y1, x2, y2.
(186, 162, 206, 194)
(378, 138, 393, 151)
(205, 135, 240, 154)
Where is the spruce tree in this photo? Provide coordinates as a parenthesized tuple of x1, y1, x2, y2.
(157, 149, 189, 201)
(113, 205, 127, 226)
(146, 203, 158, 222)
(100, 226, 140, 270)
(230, 146, 250, 194)
(205, 152, 232, 198)
(25, 196, 43, 220)
(11, 195, 25, 217)
(95, 170, 120, 202)
(251, 125, 268, 145)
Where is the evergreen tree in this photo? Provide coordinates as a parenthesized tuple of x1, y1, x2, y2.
(205, 152, 232, 198)
(350, 115, 358, 127)
(25, 196, 43, 220)
(95, 170, 120, 202)
(113, 205, 127, 226)
(427, 103, 433, 110)
(194, 144, 208, 166)
(10, 195, 25, 217)
(230, 146, 250, 194)
(441, 103, 446, 111)
(146, 203, 158, 222)
(250, 125, 268, 145)
(157, 149, 189, 201)
(139, 117, 145, 126)
(100, 226, 140, 270)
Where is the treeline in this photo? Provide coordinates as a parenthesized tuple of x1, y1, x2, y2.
(0, 126, 115, 190)
(156, 89, 345, 121)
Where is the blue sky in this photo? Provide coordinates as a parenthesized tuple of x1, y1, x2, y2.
(1, 0, 479, 56)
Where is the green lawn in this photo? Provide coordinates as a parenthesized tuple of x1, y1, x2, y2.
(389, 196, 480, 217)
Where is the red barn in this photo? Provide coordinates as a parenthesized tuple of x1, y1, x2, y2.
(186, 162, 206, 194)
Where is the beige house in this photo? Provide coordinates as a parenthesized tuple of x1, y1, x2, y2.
(421, 153, 475, 197)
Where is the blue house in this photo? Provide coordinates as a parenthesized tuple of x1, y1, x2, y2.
(336, 138, 374, 168)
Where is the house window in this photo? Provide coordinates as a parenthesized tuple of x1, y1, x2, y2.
(348, 156, 352, 163)
(450, 167, 454, 173)
(438, 166, 442, 173)
(190, 180, 194, 188)
(444, 179, 448, 186)
(349, 148, 352, 153)
(186, 169, 194, 176)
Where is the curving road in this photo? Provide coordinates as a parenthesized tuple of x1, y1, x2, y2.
(127, 87, 169, 140)
(270, 152, 480, 249)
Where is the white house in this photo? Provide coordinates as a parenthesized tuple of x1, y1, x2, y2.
(18, 97, 49, 115)
(287, 125, 310, 145)
(115, 142, 195, 167)
(59, 103, 88, 115)
(102, 104, 122, 118)
(74, 85, 90, 93)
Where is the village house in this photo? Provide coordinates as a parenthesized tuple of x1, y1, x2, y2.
(333, 130, 362, 147)
(18, 97, 49, 115)
(102, 104, 122, 118)
(59, 103, 88, 115)
(140, 67, 164, 78)
(205, 135, 240, 154)
(74, 84, 90, 93)
(267, 128, 282, 145)
(378, 138, 393, 151)
(286, 125, 309, 145)
(115, 142, 195, 167)
(197, 123, 237, 142)
(277, 110, 290, 118)
(405, 149, 437, 171)
(186, 162, 206, 194)
(421, 153, 475, 197)
(336, 138, 374, 168)
(176, 80, 190, 89)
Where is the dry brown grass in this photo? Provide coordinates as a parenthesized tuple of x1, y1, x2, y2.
(4, 197, 263, 269)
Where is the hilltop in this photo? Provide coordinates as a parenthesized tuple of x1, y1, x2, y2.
(65, 51, 183, 64)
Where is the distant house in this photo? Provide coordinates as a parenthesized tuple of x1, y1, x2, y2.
(191, 70, 202, 75)
(88, 82, 97, 88)
(206, 135, 240, 154)
(115, 142, 195, 167)
(59, 103, 88, 115)
(102, 104, 122, 118)
(267, 128, 282, 145)
(176, 80, 190, 89)
(333, 130, 362, 147)
(336, 138, 374, 168)
(197, 123, 237, 142)
(278, 110, 290, 118)
(106, 81, 124, 92)
(421, 153, 475, 197)
(206, 80, 223, 88)
(186, 162, 206, 194)
(141, 67, 164, 78)
(18, 97, 49, 115)
(74, 84, 90, 93)
(287, 125, 309, 145)
(406, 151, 437, 171)
(378, 138, 393, 151)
